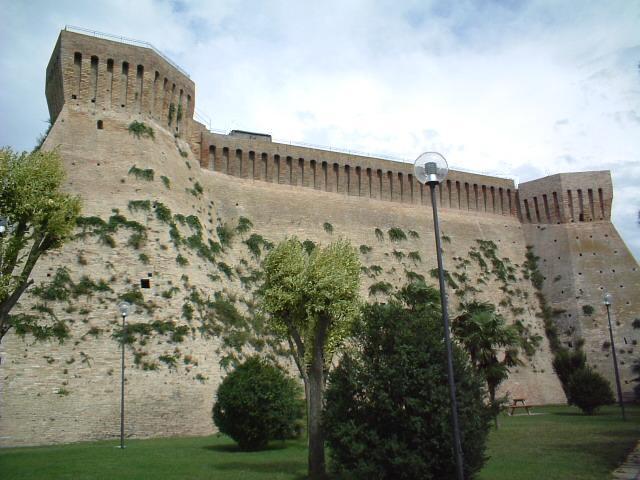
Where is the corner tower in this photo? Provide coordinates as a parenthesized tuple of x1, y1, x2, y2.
(45, 27, 195, 138)
(520, 172, 639, 399)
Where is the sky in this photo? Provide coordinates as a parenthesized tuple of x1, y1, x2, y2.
(1, 0, 638, 258)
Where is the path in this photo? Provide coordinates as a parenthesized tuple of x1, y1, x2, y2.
(612, 441, 640, 480)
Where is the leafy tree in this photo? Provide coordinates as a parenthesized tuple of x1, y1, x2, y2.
(452, 301, 522, 427)
(567, 367, 614, 415)
(324, 288, 490, 479)
(260, 237, 361, 479)
(212, 356, 304, 450)
(0, 148, 81, 342)
(551, 345, 587, 402)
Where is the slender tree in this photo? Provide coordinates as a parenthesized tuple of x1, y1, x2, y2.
(0, 148, 81, 342)
(452, 301, 521, 427)
(260, 238, 361, 479)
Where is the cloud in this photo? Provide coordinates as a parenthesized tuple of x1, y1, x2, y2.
(0, 0, 638, 257)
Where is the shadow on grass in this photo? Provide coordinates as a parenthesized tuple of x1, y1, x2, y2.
(562, 439, 634, 471)
(214, 460, 307, 479)
(550, 411, 585, 416)
(203, 442, 293, 453)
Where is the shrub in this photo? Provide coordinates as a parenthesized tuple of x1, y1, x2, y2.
(128, 165, 154, 181)
(153, 202, 172, 223)
(567, 367, 615, 415)
(216, 223, 235, 247)
(324, 301, 490, 479)
(392, 249, 405, 261)
(212, 357, 304, 450)
(128, 121, 155, 139)
(552, 347, 586, 401)
(160, 175, 171, 189)
(244, 233, 271, 257)
(374, 228, 384, 241)
(359, 245, 372, 254)
(633, 318, 640, 329)
(323, 222, 333, 234)
(408, 251, 422, 262)
(388, 227, 407, 242)
(582, 305, 594, 316)
(236, 216, 253, 235)
(128, 200, 151, 212)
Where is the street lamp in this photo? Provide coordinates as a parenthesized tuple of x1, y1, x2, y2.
(0, 217, 8, 235)
(603, 293, 626, 421)
(414, 152, 464, 480)
(118, 301, 131, 448)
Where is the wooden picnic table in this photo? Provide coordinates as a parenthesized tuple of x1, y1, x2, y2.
(507, 398, 536, 416)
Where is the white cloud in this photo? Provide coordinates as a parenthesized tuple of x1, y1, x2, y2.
(1, 0, 638, 257)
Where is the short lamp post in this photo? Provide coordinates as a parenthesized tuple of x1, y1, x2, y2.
(414, 152, 465, 480)
(603, 293, 626, 421)
(118, 301, 131, 448)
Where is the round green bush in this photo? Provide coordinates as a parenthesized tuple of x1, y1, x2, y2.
(568, 367, 615, 415)
(324, 299, 491, 479)
(212, 357, 304, 450)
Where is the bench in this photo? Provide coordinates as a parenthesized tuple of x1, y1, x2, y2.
(507, 398, 538, 416)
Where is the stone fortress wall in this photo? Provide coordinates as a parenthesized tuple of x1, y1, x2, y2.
(0, 29, 637, 447)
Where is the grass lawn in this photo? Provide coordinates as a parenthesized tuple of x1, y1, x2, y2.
(0, 405, 637, 479)
(478, 404, 639, 480)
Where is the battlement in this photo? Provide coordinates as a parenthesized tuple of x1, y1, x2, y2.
(198, 130, 523, 216)
(46, 28, 195, 136)
(44, 28, 616, 223)
(518, 171, 612, 224)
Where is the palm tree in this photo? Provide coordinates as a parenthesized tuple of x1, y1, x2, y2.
(452, 301, 522, 427)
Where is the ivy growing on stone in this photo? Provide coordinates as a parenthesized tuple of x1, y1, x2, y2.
(388, 227, 407, 242)
(127, 121, 155, 140)
(128, 165, 154, 181)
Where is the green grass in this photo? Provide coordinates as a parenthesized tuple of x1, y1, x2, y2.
(478, 405, 639, 480)
(0, 436, 308, 480)
(0, 405, 637, 480)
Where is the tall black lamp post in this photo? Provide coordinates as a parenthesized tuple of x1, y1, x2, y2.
(118, 301, 131, 448)
(414, 152, 464, 480)
(603, 293, 626, 421)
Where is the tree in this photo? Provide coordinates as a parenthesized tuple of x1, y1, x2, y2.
(260, 237, 361, 479)
(324, 287, 490, 479)
(212, 356, 304, 450)
(0, 148, 81, 342)
(452, 300, 522, 427)
(567, 367, 614, 415)
(551, 344, 587, 402)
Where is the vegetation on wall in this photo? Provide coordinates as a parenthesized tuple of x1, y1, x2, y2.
(388, 227, 407, 242)
(359, 245, 372, 254)
(128, 165, 155, 181)
(127, 121, 155, 140)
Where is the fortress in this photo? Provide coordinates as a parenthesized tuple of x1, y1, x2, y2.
(0, 27, 638, 447)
